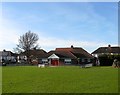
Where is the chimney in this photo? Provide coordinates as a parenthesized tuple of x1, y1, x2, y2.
(108, 44, 111, 47)
(108, 44, 111, 53)
(71, 45, 74, 48)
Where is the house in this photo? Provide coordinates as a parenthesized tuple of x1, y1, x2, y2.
(46, 45, 93, 66)
(92, 45, 120, 57)
(18, 49, 47, 64)
(91, 45, 120, 66)
(46, 50, 77, 66)
(0, 50, 17, 65)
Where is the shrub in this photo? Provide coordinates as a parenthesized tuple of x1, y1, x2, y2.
(98, 54, 120, 66)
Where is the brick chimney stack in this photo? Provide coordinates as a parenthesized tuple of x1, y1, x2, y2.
(108, 44, 111, 47)
(108, 44, 111, 53)
(71, 45, 74, 48)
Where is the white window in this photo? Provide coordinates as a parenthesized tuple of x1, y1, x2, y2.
(42, 59, 48, 64)
(64, 59, 71, 64)
(82, 59, 84, 62)
(88, 58, 91, 62)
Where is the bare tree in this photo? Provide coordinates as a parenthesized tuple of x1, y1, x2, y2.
(16, 31, 39, 63)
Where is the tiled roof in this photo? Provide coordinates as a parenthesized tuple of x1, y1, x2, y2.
(56, 47, 93, 58)
(47, 50, 77, 59)
(92, 46, 120, 54)
(20, 49, 47, 58)
(19, 46, 93, 59)
(0, 50, 17, 56)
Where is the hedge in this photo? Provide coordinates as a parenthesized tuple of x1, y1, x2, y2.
(98, 54, 120, 66)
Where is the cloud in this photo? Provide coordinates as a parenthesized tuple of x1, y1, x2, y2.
(37, 35, 109, 53)
(0, 18, 23, 51)
(0, 17, 115, 53)
(38, 37, 105, 47)
(36, 2, 117, 43)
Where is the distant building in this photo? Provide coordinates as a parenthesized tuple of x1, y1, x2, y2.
(0, 50, 17, 64)
(91, 45, 120, 57)
(18, 49, 47, 64)
(45, 45, 93, 66)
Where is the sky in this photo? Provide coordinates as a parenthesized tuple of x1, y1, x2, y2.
(0, 2, 118, 53)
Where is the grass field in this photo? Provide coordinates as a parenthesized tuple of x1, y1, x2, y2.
(2, 66, 118, 93)
(0, 67, 2, 95)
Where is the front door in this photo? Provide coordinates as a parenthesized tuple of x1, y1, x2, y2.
(51, 59, 59, 66)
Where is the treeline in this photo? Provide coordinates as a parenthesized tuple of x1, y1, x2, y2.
(98, 54, 120, 66)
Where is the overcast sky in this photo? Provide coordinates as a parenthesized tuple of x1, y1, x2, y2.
(0, 2, 118, 53)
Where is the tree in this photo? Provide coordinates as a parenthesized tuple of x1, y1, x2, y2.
(16, 31, 39, 63)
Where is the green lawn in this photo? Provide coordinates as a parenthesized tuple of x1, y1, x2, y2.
(2, 66, 118, 93)
(0, 67, 2, 95)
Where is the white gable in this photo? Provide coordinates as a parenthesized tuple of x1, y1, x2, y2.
(48, 54, 59, 59)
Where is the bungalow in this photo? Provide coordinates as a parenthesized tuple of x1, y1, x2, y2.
(92, 45, 120, 57)
(46, 45, 93, 66)
(18, 49, 47, 64)
(46, 50, 77, 66)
